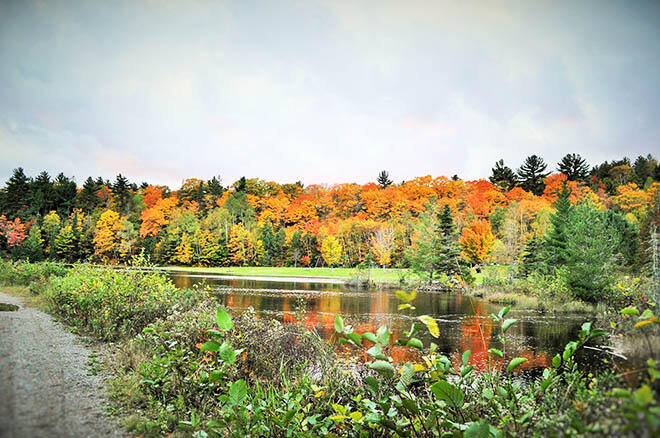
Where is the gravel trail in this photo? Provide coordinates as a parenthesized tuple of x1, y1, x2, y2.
(0, 291, 124, 438)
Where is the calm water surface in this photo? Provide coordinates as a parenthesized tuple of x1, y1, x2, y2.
(169, 270, 624, 372)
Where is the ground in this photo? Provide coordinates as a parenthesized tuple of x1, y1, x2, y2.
(0, 290, 124, 438)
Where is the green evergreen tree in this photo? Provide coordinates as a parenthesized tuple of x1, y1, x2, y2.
(112, 174, 131, 215)
(543, 182, 573, 269)
(78, 177, 99, 212)
(53, 173, 77, 215)
(489, 159, 517, 191)
(14, 225, 44, 261)
(519, 235, 541, 278)
(54, 225, 77, 262)
(30, 171, 56, 217)
(377, 170, 393, 189)
(517, 155, 550, 195)
(557, 153, 589, 182)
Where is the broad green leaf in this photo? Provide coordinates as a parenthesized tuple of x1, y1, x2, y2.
(200, 340, 220, 353)
(346, 332, 362, 346)
(366, 344, 382, 357)
(362, 332, 377, 343)
(349, 411, 363, 422)
(639, 309, 654, 320)
(216, 309, 233, 331)
(483, 388, 493, 400)
(552, 354, 561, 368)
(398, 303, 412, 311)
(399, 362, 415, 387)
(460, 365, 474, 377)
(431, 381, 464, 408)
(540, 377, 553, 392)
(219, 341, 236, 364)
(464, 420, 490, 438)
(462, 350, 471, 365)
(334, 315, 345, 334)
(634, 385, 654, 406)
(406, 338, 423, 349)
(506, 357, 528, 372)
(209, 370, 225, 383)
(368, 360, 395, 378)
(488, 348, 503, 358)
(418, 315, 439, 338)
(376, 324, 390, 345)
(229, 379, 247, 406)
(364, 376, 379, 394)
(612, 388, 632, 398)
(497, 306, 510, 319)
(620, 306, 639, 316)
(502, 319, 517, 333)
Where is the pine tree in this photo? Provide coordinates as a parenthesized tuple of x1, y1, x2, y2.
(558, 153, 589, 182)
(30, 171, 55, 217)
(0, 167, 31, 218)
(78, 177, 100, 212)
(435, 204, 471, 281)
(519, 235, 541, 278)
(53, 173, 77, 215)
(112, 174, 131, 215)
(377, 170, 393, 189)
(543, 182, 573, 269)
(517, 155, 550, 195)
(489, 160, 517, 191)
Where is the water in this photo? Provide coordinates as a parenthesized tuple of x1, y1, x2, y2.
(169, 270, 623, 372)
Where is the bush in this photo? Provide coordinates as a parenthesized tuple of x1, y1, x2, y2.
(43, 264, 201, 341)
(0, 259, 68, 286)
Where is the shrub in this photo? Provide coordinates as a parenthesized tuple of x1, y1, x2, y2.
(44, 264, 201, 341)
(0, 259, 68, 286)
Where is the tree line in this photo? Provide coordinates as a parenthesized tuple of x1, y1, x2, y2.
(0, 153, 659, 300)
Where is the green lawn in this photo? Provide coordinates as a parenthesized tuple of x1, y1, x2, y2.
(161, 265, 405, 284)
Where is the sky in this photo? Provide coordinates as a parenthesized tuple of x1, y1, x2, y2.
(1, 0, 659, 189)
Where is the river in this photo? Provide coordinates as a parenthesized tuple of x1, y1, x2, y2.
(168, 270, 624, 372)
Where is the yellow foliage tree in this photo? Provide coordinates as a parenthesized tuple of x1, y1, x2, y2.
(93, 210, 122, 261)
(370, 226, 394, 268)
(174, 233, 193, 264)
(321, 235, 342, 269)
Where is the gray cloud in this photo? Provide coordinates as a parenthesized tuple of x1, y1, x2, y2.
(1, 0, 659, 188)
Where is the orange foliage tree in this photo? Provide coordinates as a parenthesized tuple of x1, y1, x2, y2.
(460, 219, 496, 265)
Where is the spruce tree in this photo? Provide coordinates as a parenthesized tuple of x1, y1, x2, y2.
(53, 173, 77, 215)
(489, 159, 517, 191)
(78, 177, 100, 212)
(112, 174, 131, 215)
(1, 167, 31, 218)
(557, 153, 589, 182)
(519, 235, 541, 278)
(30, 171, 55, 217)
(517, 155, 550, 195)
(435, 204, 471, 281)
(377, 170, 393, 189)
(543, 182, 573, 269)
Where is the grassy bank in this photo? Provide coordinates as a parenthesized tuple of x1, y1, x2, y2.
(162, 265, 406, 284)
(1, 260, 659, 437)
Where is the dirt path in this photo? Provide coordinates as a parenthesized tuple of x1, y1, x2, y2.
(0, 291, 124, 438)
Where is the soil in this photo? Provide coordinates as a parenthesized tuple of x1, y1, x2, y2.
(0, 291, 125, 438)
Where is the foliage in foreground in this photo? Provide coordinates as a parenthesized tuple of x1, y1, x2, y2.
(4, 261, 659, 436)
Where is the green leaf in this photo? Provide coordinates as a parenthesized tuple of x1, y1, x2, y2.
(634, 385, 654, 406)
(346, 332, 362, 346)
(368, 360, 394, 378)
(498, 306, 510, 319)
(406, 338, 423, 349)
(209, 370, 225, 383)
(502, 319, 517, 333)
(366, 344, 382, 357)
(399, 362, 414, 387)
(540, 377, 553, 392)
(362, 332, 377, 343)
(620, 306, 639, 316)
(462, 350, 471, 365)
(229, 379, 247, 406)
(552, 354, 561, 368)
(465, 420, 490, 438)
(639, 309, 654, 320)
(364, 376, 379, 394)
(398, 303, 413, 310)
(506, 357, 528, 372)
(460, 365, 474, 377)
(430, 381, 464, 408)
(216, 309, 233, 331)
(418, 315, 439, 338)
(219, 341, 236, 364)
(334, 315, 345, 334)
(488, 348, 503, 358)
(376, 324, 390, 345)
(483, 388, 493, 400)
(200, 340, 220, 353)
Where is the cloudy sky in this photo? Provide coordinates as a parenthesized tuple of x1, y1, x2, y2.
(1, 0, 659, 189)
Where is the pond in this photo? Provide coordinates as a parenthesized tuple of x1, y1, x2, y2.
(169, 270, 626, 373)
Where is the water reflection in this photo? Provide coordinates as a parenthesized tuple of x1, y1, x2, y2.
(170, 271, 611, 371)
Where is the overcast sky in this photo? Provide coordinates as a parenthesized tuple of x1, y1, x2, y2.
(1, 0, 659, 189)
